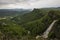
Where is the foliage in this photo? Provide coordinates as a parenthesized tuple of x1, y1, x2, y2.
(0, 8, 60, 40)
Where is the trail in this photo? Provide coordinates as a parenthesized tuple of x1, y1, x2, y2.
(42, 20, 58, 38)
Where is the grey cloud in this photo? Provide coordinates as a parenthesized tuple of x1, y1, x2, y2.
(0, 0, 60, 9)
(0, 0, 29, 4)
(0, 0, 40, 4)
(0, 0, 18, 4)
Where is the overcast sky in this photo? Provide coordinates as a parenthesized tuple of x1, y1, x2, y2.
(0, 0, 60, 9)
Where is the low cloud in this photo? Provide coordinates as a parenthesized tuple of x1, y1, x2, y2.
(0, 0, 60, 9)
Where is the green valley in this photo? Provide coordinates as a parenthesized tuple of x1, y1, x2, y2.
(0, 8, 60, 40)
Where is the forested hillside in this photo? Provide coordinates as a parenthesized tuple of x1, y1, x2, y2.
(12, 9, 48, 24)
(0, 8, 60, 40)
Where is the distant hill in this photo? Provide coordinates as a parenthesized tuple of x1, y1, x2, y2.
(0, 9, 31, 17)
(12, 9, 46, 24)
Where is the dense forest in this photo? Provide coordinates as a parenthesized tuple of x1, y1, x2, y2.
(0, 8, 60, 40)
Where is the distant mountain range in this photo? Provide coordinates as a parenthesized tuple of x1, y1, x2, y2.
(0, 7, 60, 17)
(0, 9, 32, 13)
(0, 9, 32, 17)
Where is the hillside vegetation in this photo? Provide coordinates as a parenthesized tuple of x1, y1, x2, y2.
(0, 8, 60, 40)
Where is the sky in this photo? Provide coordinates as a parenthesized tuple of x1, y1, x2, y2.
(0, 0, 60, 9)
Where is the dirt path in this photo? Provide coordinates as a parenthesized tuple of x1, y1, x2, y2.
(42, 20, 58, 38)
